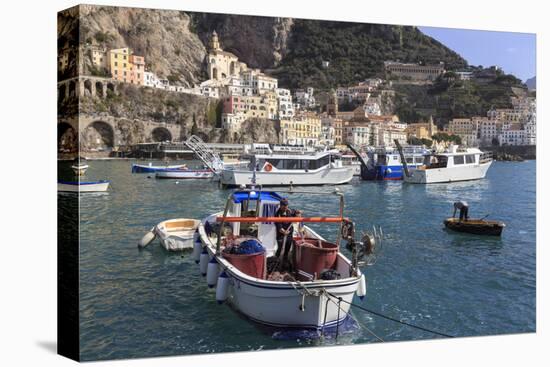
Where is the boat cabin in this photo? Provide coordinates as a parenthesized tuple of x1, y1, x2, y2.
(221, 191, 285, 253)
(421, 148, 491, 169)
(368, 146, 426, 167)
(247, 152, 343, 172)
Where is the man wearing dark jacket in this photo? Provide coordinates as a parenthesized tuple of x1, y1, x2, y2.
(453, 200, 469, 221)
(275, 198, 301, 267)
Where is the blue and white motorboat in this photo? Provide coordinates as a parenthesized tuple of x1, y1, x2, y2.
(131, 162, 188, 173)
(362, 145, 428, 180)
(58, 180, 110, 192)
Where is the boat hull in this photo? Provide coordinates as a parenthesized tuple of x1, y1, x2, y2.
(131, 164, 187, 173)
(219, 167, 354, 187)
(155, 170, 214, 179)
(58, 181, 110, 192)
(361, 164, 421, 181)
(155, 218, 200, 250)
(404, 161, 492, 184)
(444, 218, 505, 236)
(198, 221, 361, 329)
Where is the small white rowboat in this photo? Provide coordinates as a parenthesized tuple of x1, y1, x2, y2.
(58, 180, 110, 192)
(139, 218, 201, 251)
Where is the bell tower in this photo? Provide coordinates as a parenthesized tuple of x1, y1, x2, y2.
(326, 90, 338, 117)
(209, 30, 221, 51)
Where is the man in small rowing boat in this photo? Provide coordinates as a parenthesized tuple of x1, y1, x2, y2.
(275, 198, 302, 269)
(453, 200, 469, 221)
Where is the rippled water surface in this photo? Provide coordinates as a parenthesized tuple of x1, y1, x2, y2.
(58, 160, 536, 360)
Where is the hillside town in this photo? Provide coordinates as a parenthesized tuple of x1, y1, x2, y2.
(59, 30, 537, 151)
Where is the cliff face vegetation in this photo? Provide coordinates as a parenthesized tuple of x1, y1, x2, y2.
(392, 71, 525, 124)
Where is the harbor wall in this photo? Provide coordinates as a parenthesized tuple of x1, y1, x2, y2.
(481, 145, 536, 161)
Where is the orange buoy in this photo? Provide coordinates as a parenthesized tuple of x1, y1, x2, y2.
(264, 163, 273, 172)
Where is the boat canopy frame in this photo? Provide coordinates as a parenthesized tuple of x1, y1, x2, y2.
(214, 187, 346, 256)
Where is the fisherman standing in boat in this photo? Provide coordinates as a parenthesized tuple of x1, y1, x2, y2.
(275, 198, 302, 269)
(453, 200, 469, 221)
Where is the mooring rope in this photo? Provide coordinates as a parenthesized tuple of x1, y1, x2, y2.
(323, 291, 385, 342)
(327, 292, 454, 338)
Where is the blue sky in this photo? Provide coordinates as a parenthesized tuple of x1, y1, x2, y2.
(418, 26, 536, 81)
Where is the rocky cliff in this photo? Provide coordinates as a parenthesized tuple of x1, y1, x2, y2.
(78, 5, 207, 87)
(190, 13, 294, 69)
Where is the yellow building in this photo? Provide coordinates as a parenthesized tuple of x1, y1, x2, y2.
(109, 48, 145, 85)
(280, 113, 321, 146)
(280, 119, 298, 144)
(334, 119, 344, 146)
(294, 112, 321, 146)
(405, 116, 438, 140)
(243, 92, 278, 120)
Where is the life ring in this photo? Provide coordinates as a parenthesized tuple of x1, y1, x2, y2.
(264, 163, 273, 172)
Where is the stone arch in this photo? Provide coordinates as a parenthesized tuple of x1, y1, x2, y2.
(58, 84, 67, 101)
(82, 120, 114, 150)
(151, 127, 172, 142)
(107, 82, 115, 95)
(84, 79, 92, 96)
(212, 67, 218, 80)
(58, 122, 77, 152)
(68, 80, 76, 98)
(95, 81, 104, 98)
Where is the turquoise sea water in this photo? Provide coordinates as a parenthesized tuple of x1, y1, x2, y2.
(58, 160, 536, 360)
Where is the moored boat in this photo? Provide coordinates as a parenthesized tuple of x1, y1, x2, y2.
(155, 169, 214, 179)
(139, 218, 201, 250)
(131, 163, 188, 173)
(58, 180, 110, 192)
(71, 157, 89, 176)
(340, 154, 363, 176)
(396, 142, 493, 184)
(195, 188, 370, 330)
(444, 217, 505, 236)
(362, 145, 427, 180)
(219, 151, 354, 187)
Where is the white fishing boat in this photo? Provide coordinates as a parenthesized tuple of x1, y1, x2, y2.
(194, 188, 373, 330)
(219, 151, 354, 187)
(139, 218, 201, 251)
(155, 169, 214, 179)
(340, 154, 363, 176)
(71, 157, 89, 176)
(58, 180, 110, 192)
(398, 144, 493, 184)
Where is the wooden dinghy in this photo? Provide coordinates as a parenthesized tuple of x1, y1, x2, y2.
(444, 217, 505, 236)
